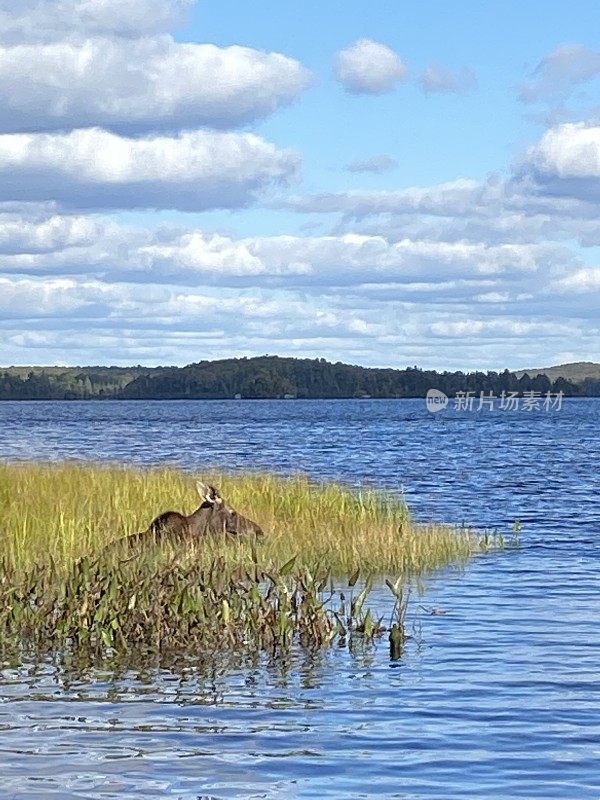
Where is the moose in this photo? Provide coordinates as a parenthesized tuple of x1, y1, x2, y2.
(116, 481, 264, 550)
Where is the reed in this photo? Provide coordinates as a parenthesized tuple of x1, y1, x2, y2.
(0, 462, 513, 664)
(0, 462, 491, 577)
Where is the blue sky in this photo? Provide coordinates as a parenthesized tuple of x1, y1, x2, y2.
(0, 0, 598, 369)
(193, 0, 599, 177)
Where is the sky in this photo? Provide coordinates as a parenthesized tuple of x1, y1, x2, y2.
(0, 0, 599, 371)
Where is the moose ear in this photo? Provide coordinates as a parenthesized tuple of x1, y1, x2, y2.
(196, 481, 223, 506)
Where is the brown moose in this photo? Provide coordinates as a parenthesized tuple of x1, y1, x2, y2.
(118, 481, 264, 549)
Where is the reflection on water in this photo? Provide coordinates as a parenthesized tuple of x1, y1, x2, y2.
(0, 399, 598, 798)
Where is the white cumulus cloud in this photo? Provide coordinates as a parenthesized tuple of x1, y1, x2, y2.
(523, 122, 600, 178)
(0, 128, 299, 211)
(334, 39, 407, 94)
(0, 0, 193, 43)
(520, 43, 600, 103)
(0, 212, 103, 254)
(0, 38, 311, 133)
(550, 267, 600, 293)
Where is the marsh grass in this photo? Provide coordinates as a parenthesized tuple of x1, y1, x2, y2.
(0, 462, 505, 663)
(0, 462, 487, 576)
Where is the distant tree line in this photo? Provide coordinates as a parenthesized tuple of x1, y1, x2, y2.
(0, 356, 594, 400)
(0, 366, 151, 400)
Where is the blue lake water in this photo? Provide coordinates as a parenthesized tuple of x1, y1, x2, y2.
(0, 398, 598, 799)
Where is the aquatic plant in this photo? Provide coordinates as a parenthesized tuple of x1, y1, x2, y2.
(0, 551, 388, 665)
(0, 462, 508, 664)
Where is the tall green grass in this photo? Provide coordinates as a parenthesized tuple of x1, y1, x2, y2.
(0, 462, 486, 576)
(0, 462, 508, 664)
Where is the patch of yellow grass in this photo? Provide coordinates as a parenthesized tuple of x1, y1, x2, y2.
(0, 462, 482, 577)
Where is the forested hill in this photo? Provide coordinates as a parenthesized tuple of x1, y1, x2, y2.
(0, 356, 594, 399)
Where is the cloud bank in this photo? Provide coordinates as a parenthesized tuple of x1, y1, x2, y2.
(0, 166, 597, 368)
(0, 4, 596, 369)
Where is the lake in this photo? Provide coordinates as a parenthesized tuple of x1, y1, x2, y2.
(0, 398, 598, 799)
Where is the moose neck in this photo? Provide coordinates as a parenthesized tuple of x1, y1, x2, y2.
(186, 501, 220, 535)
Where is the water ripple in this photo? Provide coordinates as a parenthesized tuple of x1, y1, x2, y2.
(0, 398, 598, 798)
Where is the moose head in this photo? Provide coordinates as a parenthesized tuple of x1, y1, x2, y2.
(192, 481, 264, 539)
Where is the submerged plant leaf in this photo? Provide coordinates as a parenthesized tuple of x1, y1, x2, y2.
(348, 568, 360, 588)
(385, 577, 403, 599)
(279, 555, 297, 576)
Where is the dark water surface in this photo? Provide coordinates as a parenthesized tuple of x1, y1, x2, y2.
(0, 399, 598, 799)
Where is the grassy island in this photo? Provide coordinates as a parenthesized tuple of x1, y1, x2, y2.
(0, 463, 503, 663)
(0, 462, 489, 574)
